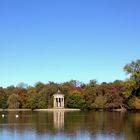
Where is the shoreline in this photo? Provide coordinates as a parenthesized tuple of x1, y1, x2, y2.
(0, 108, 81, 112)
(0, 109, 31, 112)
(0, 108, 140, 112)
(34, 108, 81, 112)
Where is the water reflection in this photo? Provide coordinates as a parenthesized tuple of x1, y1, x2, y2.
(53, 110, 64, 130)
(0, 111, 140, 140)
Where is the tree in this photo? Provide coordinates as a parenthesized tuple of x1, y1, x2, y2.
(0, 87, 8, 109)
(66, 91, 86, 109)
(15, 87, 28, 108)
(124, 59, 140, 96)
(92, 96, 105, 109)
(124, 59, 140, 108)
(89, 80, 98, 87)
(83, 85, 96, 110)
(28, 93, 47, 110)
(7, 94, 20, 109)
(124, 60, 140, 80)
(105, 91, 123, 109)
(104, 84, 124, 109)
(35, 82, 46, 93)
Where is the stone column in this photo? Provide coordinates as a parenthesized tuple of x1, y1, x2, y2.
(53, 98, 56, 108)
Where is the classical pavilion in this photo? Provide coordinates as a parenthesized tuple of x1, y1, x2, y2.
(53, 90, 64, 108)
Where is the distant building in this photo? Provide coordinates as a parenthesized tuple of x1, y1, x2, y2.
(53, 90, 64, 108)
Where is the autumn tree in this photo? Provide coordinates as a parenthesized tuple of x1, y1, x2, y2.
(0, 87, 7, 109)
(14, 87, 28, 108)
(100, 83, 124, 109)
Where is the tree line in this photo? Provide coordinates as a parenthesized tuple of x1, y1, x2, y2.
(0, 59, 140, 110)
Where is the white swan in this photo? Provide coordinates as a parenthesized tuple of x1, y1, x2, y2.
(15, 114, 19, 118)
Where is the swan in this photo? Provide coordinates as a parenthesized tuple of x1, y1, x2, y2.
(15, 114, 19, 118)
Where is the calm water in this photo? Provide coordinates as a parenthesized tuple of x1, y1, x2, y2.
(0, 111, 140, 140)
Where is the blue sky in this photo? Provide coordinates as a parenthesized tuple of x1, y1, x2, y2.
(0, 0, 140, 87)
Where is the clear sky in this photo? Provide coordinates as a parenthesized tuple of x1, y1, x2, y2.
(0, 0, 140, 87)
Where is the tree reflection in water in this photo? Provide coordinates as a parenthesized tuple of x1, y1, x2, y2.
(0, 111, 140, 140)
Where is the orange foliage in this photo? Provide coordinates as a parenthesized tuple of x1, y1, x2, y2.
(133, 97, 140, 109)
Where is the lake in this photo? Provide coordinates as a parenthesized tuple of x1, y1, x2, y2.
(0, 111, 140, 140)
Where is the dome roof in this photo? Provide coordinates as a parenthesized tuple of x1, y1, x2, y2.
(54, 90, 63, 95)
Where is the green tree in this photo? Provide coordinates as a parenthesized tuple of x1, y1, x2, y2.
(124, 59, 140, 96)
(66, 91, 86, 109)
(92, 96, 105, 109)
(7, 94, 20, 109)
(124, 59, 140, 108)
(35, 82, 46, 93)
(83, 85, 96, 110)
(29, 93, 46, 110)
